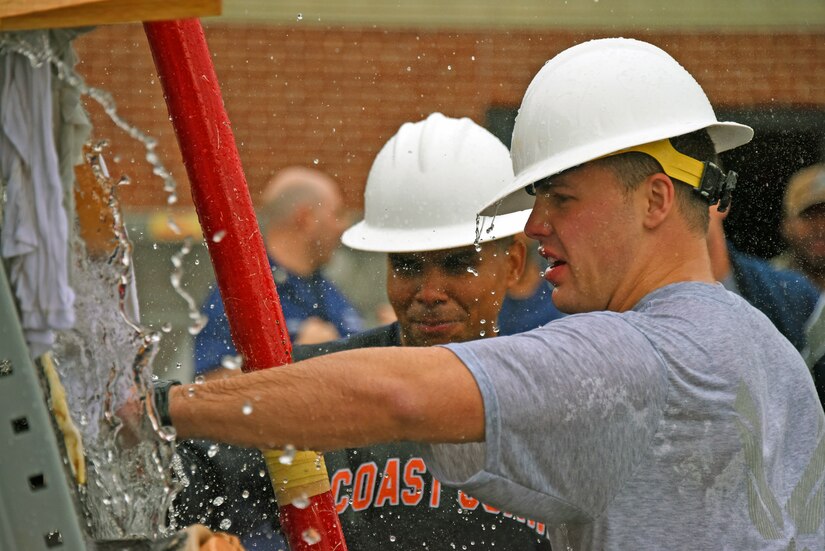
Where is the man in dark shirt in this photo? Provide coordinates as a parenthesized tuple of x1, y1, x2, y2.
(173, 114, 551, 549)
(194, 167, 363, 381)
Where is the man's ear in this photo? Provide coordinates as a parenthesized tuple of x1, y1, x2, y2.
(505, 237, 528, 288)
(291, 204, 315, 230)
(642, 173, 675, 230)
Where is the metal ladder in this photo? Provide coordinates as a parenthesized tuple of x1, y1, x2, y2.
(0, 260, 87, 550)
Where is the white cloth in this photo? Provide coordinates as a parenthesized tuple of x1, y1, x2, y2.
(1, 51, 75, 357)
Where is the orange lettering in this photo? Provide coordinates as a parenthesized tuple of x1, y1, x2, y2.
(429, 478, 441, 508)
(375, 458, 401, 507)
(401, 458, 425, 506)
(330, 469, 352, 514)
(457, 490, 479, 510)
(351, 462, 378, 512)
(482, 502, 500, 514)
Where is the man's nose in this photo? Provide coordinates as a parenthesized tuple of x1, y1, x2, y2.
(524, 202, 552, 241)
(414, 268, 450, 304)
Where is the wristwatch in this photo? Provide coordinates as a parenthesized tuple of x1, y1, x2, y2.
(153, 379, 182, 427)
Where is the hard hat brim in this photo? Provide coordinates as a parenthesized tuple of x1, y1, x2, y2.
(481, 120, 754, 217)
(341, 210, 530, 253)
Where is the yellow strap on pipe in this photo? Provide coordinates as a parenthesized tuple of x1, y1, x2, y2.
(263, 449, 331, 506)
(40, 353, 86, 485)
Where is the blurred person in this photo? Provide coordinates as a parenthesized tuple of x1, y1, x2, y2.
(706, 188, 819, 351)
(172, 113, 550, 549)
(193, 167, 364, 381)
(774, 163, 825, 288)
(775, 165, 825, 406)
(161, 41, 825, 549)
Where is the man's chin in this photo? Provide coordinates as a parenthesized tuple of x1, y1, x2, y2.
(407, 334, 455, 347)
(404, 328, 463, 347)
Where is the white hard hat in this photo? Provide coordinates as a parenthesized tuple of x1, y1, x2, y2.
(343, 113, 531, 252)
(482, 38, 754, 215)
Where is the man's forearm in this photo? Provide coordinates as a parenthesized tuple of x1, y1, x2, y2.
(169, 346, 485, 450)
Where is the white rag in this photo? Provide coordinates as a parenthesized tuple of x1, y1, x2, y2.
(1, 52, 75, 357)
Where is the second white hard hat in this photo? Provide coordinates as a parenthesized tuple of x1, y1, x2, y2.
(482, 37, 754, 215)
(343, 113, 531, 253)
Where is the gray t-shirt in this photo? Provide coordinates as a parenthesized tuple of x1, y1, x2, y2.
(423, 282, 825, 550)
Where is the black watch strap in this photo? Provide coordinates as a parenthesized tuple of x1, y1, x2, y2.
(153, 379, 182, 427)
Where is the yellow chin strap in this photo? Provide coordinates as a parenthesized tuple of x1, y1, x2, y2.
(608, 138, 705, 189)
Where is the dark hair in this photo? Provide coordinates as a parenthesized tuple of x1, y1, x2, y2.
(593, 129, 718, 233)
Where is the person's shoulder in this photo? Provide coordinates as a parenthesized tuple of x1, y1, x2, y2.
(730, 245, 818, 296)
(292, 323, 400, 361)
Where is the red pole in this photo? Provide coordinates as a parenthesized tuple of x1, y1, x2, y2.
(143, 20, 347, 551)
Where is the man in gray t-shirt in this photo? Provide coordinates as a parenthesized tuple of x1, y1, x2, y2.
(163, 39, 825, 550)
(429, 282, 824, 549)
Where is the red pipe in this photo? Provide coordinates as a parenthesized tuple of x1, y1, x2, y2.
(143, 19, 347, 551)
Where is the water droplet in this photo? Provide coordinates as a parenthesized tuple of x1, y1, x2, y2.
(479, 330, 486, 337)
(167, 217, 181, 235)
(212, 229, 227, 243)
(296, 13, 303, 21)
(212, 496, 225, 506)
(480, 319, 486, 325)
(390, 535, 397, 542)
(188, 315, 208, 336)
(466, 267, 479, 277)
(167, 193, 178, 205)
(219, 518, 232, 530)
(312, 158, 319, 165)
(279, 444, 297, 465)
(187, 387, 196, 398)
(195, 375, 205, 385)
(221, 355, 243, 370)
(447, 65, 452, 70)
(242, 489, 250, 499)
(207, 444, 219, 458)
(175, 362, 182, 369)
(161, 322, 172, 333)
(301, 528, 321, 545)
(153, 242, 158, 250)
(117, 175, 131, 186)
(471, 55, 476, 61)
(293, 492, 310, 509)
(242, 401, 253, 415)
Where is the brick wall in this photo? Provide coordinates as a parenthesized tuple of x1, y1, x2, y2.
(73, 24, 825, 211)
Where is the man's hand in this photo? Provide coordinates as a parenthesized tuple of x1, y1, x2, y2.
(295, 316, 340, 345)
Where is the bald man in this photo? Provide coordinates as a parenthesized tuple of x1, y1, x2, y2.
(194, 167, 364, 380)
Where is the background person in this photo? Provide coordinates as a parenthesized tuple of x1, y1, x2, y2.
(774, 164, 825, 404)
(163, 40, 825, 550)
(193, 167, 364, 381)
(774, 163, 825, 288)
(707, 195, 819, 352)
(173, 113, 549, 549)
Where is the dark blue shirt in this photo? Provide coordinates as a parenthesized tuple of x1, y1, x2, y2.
(497, 279, 565, 336)
(728, 244, 818, 351)
(194, 257, 363, 375)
